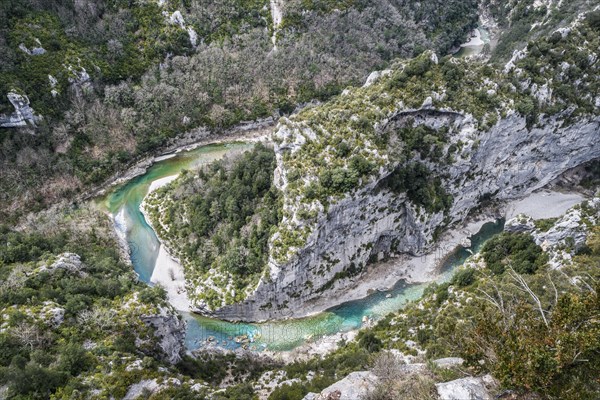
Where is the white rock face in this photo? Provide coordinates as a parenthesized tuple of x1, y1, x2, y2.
(0, 92, 41, 128)
(436, 375, 497, 400)
(123, 379, 160, 400)
(19, 39, 46, 55)
(40, 301, 65, 327)
(433, 357, 465, 368)
(535, 199, 599, 249)
(364, 70, 393, 87)
(141, 306, 186, 364)
(39, 253, 87, 277)
(211, 108, 600, 322)
(167, 10, 198, 47)
(505, 214, 536, 233)
(303, 371, 378, 400)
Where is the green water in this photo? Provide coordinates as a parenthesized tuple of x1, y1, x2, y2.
(103, 142, 504, 352)
(455, 26, 491, 58)
(104, 143, 253, 282)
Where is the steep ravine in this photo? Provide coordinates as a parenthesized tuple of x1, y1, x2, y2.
(211, 111, 600, 321)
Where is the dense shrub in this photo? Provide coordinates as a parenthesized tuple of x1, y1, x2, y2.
(382, 163, 453, 214)
(451, 268, 476, 287)
(482, 232, 548, 275)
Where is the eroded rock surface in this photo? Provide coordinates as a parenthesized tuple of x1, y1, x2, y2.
(141, 307, 186, 364)
(303, 371, 378, 400)
(436, 374, 497, 400)
(213, 110, 600, 321)
(0, 92, 41, 128)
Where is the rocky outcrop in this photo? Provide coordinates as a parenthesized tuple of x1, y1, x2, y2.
(124, 379, 161, 400)
(505, 197, 599, 269)
(19, 40, 46, 55)
(123, 378, 182, 400)
(0, 92, 41, 128)
(534, 198, 599, 252)
(141, 307, 186, 364)
(436, 374, 497, 400)
(433, 357, 465, 368)
(39, 253, 87, 277)
(211, 109, 600, 321)
(303, 371, 378, 400)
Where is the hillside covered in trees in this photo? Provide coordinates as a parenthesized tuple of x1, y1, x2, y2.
(0, 0, 599, 399)
(0, 0, 478, 222)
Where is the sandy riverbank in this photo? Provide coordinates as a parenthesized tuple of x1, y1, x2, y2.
(461, 28, 484, 48)
(140, 175, 192, 312)
(505, 190, 584, 220)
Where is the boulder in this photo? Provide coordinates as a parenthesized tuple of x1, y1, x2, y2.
(0, 92, 41, 128)
(433, 357, 464, 368)
(436, 375, 497, 400)
(303, 371, 378, 400)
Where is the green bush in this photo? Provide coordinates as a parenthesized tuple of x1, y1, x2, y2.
(482, 232, 548, 275)
(451, 268, 476, 287)
(382, 163, 453, 214)
(358, 331, 383, 353)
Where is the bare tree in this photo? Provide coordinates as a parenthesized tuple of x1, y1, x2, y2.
(507, 268, 549, 328)
(11, 322, 51, 350)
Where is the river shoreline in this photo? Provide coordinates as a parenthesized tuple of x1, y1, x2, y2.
(260, 189, 587, 359)
(105, 132, 588, 355)
(145, 181, 585, 326)
(83, 118, 276, 202)
(140, 175, 191, 312)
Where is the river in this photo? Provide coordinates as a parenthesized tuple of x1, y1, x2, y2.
(103, 142, 504, 352)
(454, 26, 491, 58)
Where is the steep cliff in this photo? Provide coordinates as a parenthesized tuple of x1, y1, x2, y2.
(214, 113, 599, 321)
(209, 13, 600, 321)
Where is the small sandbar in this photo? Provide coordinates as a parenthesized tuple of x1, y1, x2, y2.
(148, 175, 179, 193)
(151, 245, 191, 312)
(506, 190, 584, 220)
(461, 28, 484, 48)
(143, 173, 190, 311)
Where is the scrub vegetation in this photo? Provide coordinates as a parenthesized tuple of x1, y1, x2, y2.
(266, 205, 600, 400)
(0, 0, 479, 222)
(0, 1, 599, 399)
(144, 144, 283, 309)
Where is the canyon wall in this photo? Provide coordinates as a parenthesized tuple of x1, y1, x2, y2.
(209, 109, 600, 321)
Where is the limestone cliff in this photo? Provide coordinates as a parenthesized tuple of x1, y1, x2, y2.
(207, 15, 600, 320)
(212, 109, 599, 321)
(135, 9, 600, 320)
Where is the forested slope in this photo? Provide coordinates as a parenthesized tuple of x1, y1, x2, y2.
(0, 0, 478, 222)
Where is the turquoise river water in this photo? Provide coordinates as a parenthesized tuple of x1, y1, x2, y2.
(454, 26, 491, 58)
(104, 142, 504, 352)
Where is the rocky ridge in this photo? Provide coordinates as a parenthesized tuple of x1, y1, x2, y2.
(197, 11, 600, 320)
(144, 7, 600, 321)
(212, 108, 599, 322)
